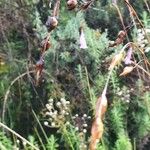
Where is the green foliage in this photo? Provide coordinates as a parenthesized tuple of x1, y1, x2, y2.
(46, 135, 58, 150)
(0, 132, 12, 150)
(113, 134, 132, 150)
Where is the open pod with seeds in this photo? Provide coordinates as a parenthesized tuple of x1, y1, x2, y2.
(109, 52, 125, 70)
(67, 0, 78, 10)
(119, 66, 134, 76)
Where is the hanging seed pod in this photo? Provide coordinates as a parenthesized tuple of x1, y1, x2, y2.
(67, 0, 78, 10)
(119, 66, 134, 76)
(46, 16, 58, 31)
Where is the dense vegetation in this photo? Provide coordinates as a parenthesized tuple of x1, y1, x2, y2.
(0, 0, 150, 149)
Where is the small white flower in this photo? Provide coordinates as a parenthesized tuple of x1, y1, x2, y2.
(75, 127, 79, 131)
(83, 124, 88, 127)
(83, 129, 87, 133)
(16, 139, 20, 144)
(75, 114, 79, 117)
(44, 121, 49, 126)
(145, 47, 150, 53)
(62, 110, 66, 114)
(66, 112, 69, 115)
(88, 116, 91, 119)
(83, 114, 87, 118)
(48, 98, 53, 103)
(51, 122, 55, 127)
(140, 43, 145, 48)
(66, 101, 70, 104)
(137, 29, 142, 33)
(54, 111, 58, 115)
(23, 141, 27, 146)
(66, 121, 70, 125)
(56, 102, 61, 106)
(60, 98, 66, 102)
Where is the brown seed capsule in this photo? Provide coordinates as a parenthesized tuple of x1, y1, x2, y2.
(67, 0, 78, 10)
(46, 16, 58, 31)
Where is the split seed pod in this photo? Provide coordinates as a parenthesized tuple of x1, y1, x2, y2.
(119, 66, 134, 76)
(67, 0, 78, 10)
(46, 16, 58, 31)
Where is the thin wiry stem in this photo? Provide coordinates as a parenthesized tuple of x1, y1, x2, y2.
(0, 122, 39, 150)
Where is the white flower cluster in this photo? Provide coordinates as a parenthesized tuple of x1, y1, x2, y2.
(137, 29, 150, 53)
(43, 98, 70, 128)
(72, 113, 91, 134)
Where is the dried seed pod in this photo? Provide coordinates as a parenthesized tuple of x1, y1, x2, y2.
(109, 30, 126, 47)
(67, 0, 78, 10)
(90, 117, 104, 150)
(95, 94, 107, 119)
(119, 66, 134, 76)
(46, 16, 58, 31)
(109, 52, 125, 70)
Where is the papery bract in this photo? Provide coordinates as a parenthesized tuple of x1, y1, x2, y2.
(124, 47, 132, 65)
(79, 29, 88, 49)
